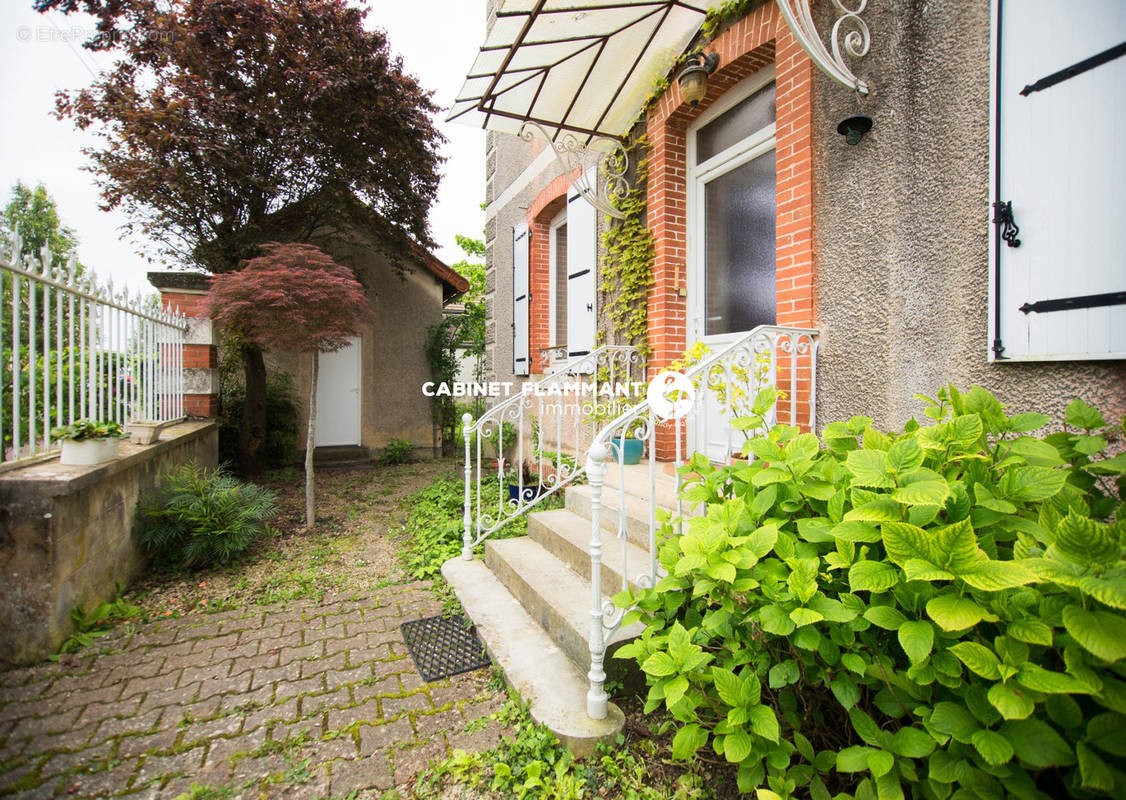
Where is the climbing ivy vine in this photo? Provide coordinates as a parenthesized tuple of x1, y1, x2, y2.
(600, 137, 655, 356)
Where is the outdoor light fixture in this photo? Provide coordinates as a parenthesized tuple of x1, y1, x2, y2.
(677, 50, 720, 107)
(837, 114, 872, 145)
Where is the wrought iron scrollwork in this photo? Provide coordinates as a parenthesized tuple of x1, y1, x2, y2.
(519, 122, 629, 220)
(992, 200, 1021, 248)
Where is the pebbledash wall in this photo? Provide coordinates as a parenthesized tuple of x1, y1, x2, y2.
(484, 1, 1124, 438)
(809, 0, 1125, 425)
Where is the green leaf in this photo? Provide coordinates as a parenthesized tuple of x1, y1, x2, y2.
(846, 563, 900, 594)
(724, 726, 752, 763)
(970, 730, 1013, 766)
(1005, 436, 1065, 466)
(949, 414, 985, 449)
(768, 659, 800, 689)
(1002, 719, 1076, 768)
(1079, 576, 1126, 611)
(759, 605, 796, 636)
(867, 749, 895, 779)
(1008, 412, 1051, 433)
(881, 521, 938, 568)
(928, 702, 978, 742)
(790, 607, 824, 627)
(1063, 605, 1126, 662)
(987, 684, 1035, 720)
(888, 727, 936, 758)
(847, 449, 895, 488)
(999, 465, 1067, 502)
(748, 704, 779, 742)
(836, 745, 876, 772)
(897, 620, 934, 665)
(958, 560, 1038, 592)
(1017, 663, 1093, 694)
(864, 606, 907, 630)
(902, 559, 954, 582)
(926, 593, 986, 631)
(672, 723, 709, 760)
(891, 481, 949, 507)
(832, 520, 883, 543)
(842, 653, 867, 676)
(712, 668, 743, 707)
(948, 642, 1001, 679)
(663, 674, 689, 707)
(1077, 742, 1115, 792)
(1087, 713, 1126, 757)
(831, 676, 861, 709)
(1065, 398, 1106, 431)
(641, 652, 677, 677)
(747, 524, 779, 558)
(845, 499, 902, 523)
(1007, 618, 1053, 646)
(887, 438, 925, 473)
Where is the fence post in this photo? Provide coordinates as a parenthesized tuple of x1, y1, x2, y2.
(586, 441, 610, 720)
(147, 272, 218, 418)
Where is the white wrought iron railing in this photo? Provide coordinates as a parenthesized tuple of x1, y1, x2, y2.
(1, 228, 188, 465)
(461, 345, 646, 558)
(583, 325, 819, 719)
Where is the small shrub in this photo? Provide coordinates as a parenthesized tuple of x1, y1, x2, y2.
(50, 419, 128, 441)
(380, 437, 414, 465)
(217, 357, 300, 469)
(52, 586, 140, 658)
(483, 421, 518, 458)
(135, 462, 276, 568)
(615, 386, 1125, 799)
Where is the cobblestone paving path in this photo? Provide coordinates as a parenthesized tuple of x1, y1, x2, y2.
(0, 583, 504, 799)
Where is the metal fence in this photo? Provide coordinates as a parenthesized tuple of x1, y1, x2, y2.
(1, 228, 188, 464)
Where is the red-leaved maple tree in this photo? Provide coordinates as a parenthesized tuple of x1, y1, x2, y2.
(41, 0, 444, 474)
(209, 243, 371, 526)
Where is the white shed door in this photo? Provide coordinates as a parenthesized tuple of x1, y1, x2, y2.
(995, 0, 1126, 359)
(566, 175, 598, 359)
(315, 337, 361, 446)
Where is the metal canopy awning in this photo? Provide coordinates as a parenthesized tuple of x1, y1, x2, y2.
(448, 0, 720, 142)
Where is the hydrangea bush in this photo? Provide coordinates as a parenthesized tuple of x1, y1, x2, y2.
(614, 386, 1125, 799)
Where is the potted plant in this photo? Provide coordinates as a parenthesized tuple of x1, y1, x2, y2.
(483, 421, 518, 465)
(609, 433, 645, 465)
(51, 420, 130, 466)
(507, 461, 544, 504)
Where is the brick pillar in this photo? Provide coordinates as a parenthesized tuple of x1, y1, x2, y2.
(147, 272, 219, 418)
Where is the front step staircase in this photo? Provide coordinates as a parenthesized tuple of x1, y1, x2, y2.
(442, 461, 681, 754)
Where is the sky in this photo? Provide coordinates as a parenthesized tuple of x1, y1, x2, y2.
(0, 1, 486, 293)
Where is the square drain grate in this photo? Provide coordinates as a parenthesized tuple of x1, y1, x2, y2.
(400, 614, 491, 682)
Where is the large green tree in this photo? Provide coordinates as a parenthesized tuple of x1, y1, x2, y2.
(40, 0, 445, 473)
(2, 181, 81, 268)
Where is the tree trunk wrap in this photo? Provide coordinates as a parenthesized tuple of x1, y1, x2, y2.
(305, 350, 317, 527)
(238, 344, 268, 475)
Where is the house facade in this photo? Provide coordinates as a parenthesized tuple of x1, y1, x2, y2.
(442, 0, 1126, 745)
(479, 0, 1125, 433)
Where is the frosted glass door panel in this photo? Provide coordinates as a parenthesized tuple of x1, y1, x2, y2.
(704, 152, 777, 336)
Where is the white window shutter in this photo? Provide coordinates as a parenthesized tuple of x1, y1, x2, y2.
(566, 172, 598, 359)
(994, 0, 1126, 360)
(512, 224, 530, 376)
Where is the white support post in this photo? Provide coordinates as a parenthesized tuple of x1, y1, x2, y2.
(586, 441, 609, 720)
(462, 412, 474, 560)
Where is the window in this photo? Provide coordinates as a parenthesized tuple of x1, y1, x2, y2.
(991, 0, 1126, 360)
(549, 211, 568, 346)
(688, 73, 777, 340)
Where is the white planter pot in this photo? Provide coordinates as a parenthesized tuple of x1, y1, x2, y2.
(60, 438, 120, 466)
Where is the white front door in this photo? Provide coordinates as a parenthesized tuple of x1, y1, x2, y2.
(687, 72, 777, 461)
(315, 337, 361, 446)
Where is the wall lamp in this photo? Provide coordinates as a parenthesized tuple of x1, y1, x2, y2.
(677, 49, 720, 107)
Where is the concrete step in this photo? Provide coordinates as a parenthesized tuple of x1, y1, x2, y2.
(441, 557, 623, 755)
(484, 537, 643, 675)
(311, 445, 371, 468)
(602, 460, 682, 509)
(565, 483, 671, 551)
(528, 508, 654, 596)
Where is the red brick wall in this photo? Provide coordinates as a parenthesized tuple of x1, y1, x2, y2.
(156, 288, 219, 419)
(526, 174, 573, 374)
(645, 4, 815, 455)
